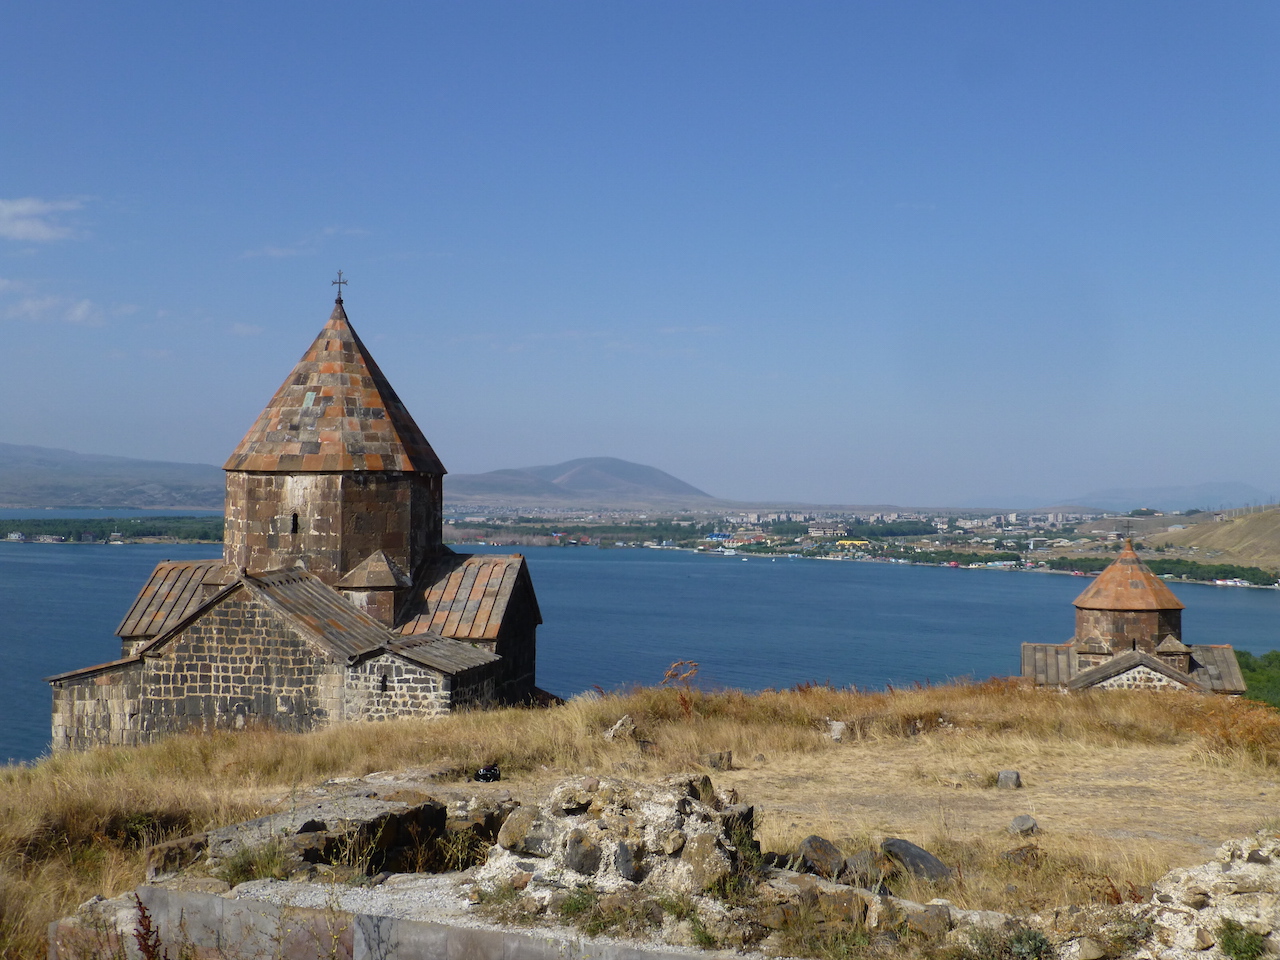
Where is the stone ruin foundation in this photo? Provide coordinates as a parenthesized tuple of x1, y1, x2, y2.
(49, 770, 1280, 960)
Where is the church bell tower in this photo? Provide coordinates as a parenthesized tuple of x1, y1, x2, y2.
(222, 286, 446, 586)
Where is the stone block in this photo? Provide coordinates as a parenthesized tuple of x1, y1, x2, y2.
(797, 835, 844, 879)
(680, 834, 732, 892)
(278, 905, 353, 960)
(499, 930, 582, 960)
(881, 838, 952, 881)
(222, 897, 282, 960)
(1010, 815, 1038, 836)
(447, 924, 506, 960)
(997, 770, 1022, 789)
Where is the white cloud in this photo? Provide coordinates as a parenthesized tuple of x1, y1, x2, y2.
(0, 198, 84, 242)
(4, 295, 104, 326)
(231, 322, 263, 336)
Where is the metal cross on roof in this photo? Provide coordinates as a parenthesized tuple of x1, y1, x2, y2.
(332, 270, 348, 302)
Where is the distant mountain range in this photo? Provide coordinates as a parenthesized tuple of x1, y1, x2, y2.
(444, 458, 714, 506)
(3, 441, 1271, 514)
(0, 445, 712, 510)
(1062, 481, 1276, 514)
(0, 443, 224, 508)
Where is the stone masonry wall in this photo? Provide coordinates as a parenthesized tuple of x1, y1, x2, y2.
(1095, 664, 1190, 691)
(342, 654, 450, 721)
(1075, 608, 1182, 655)
(51, 661, 146, 751)
(135, 593, 341, 738)
(52, 590, 491, 750)
(224, 471, 442, 584)
(51, 590, 342, 751)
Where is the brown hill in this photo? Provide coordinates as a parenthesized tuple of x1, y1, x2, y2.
(1151, 508, 1280, 569)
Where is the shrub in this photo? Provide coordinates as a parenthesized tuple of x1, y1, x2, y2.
(1218, 919, 1266, 960)
(953, 926, 1054, 960)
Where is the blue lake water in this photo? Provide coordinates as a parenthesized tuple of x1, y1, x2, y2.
(0, 508, 223, 519)
(4, 543, 1279, 764)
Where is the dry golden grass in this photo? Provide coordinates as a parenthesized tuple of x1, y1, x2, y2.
(4, 681, 1280, 959)
(1150, 508, 1280, 568)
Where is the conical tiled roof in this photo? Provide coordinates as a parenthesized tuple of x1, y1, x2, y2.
(1073, 540, 1184, 611)
(224, 300, 446, 474)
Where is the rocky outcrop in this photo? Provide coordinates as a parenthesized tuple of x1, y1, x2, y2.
(478, 774, 746, 897)
(1135, 833, 1280, 960)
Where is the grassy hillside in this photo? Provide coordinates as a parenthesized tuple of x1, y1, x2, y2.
(1152, 508, 1280, 569)
(6, 682, 1280, 959)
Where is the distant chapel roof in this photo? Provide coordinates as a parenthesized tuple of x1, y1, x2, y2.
(1072, 540, 1185, 611)
(224, 299, 445, 474)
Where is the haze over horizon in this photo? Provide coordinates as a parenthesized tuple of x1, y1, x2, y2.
(4, 3, 1280, 506)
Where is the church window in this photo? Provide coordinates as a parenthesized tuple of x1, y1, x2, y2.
(380, 674, 389, 693)
(291, 513, 299, 535)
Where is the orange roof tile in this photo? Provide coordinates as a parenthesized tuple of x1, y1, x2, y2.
(116, 559, 228, 638)
(398, 552, 541, 641)
(1073, 540, 1185, 611)
(224, 300, 446, 474)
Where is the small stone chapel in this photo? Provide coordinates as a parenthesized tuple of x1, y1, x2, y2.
(48, 289, 542, 751)
(1021, 540, 1245, 694)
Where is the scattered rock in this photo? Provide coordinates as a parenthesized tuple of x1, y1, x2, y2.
(1075, 936, 1107, 960)
(564, 827, 603, 875)
(881, 838, 952, 881)
(764, 871, 869, 926)
(496, 807, 558, 857)
(797, 835, 845, 880)
(898, 900, 951, 938)
(1180, 886, 1210, 909)
(681, 833, 732, 891)
(1193, 926, 1215, 950)
(996, 770, 1022, 789)
(698, 751, 733, 771)
(827, 719, 848, 742)
(616, 839, 645, 881)
(1001, 844, 1042, 867)
(1010, 814, 1039, 836)
(143, 832, 208, 880)
(603, 715, 636, 741)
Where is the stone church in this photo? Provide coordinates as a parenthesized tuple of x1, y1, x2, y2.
(1021, 540, 1245, 694)
(48, 292, 542, 751)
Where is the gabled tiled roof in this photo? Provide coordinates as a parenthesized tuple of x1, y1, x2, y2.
(224, 300, 446, 475)
(1073, 540, 1185, 611)
(116, 559, 228, 639)
(1066, 650, 1205, 691)
(398, 552, 541, 640)
(388, 633, 499, 673)
(1021, 642, 1076, 686)
(242, 570, 393, 662)
(1188, 644, 1248, 694)
(1022, 643, 1246, 695)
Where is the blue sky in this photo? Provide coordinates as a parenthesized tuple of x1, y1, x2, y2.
(3, 2, 1280, 506)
